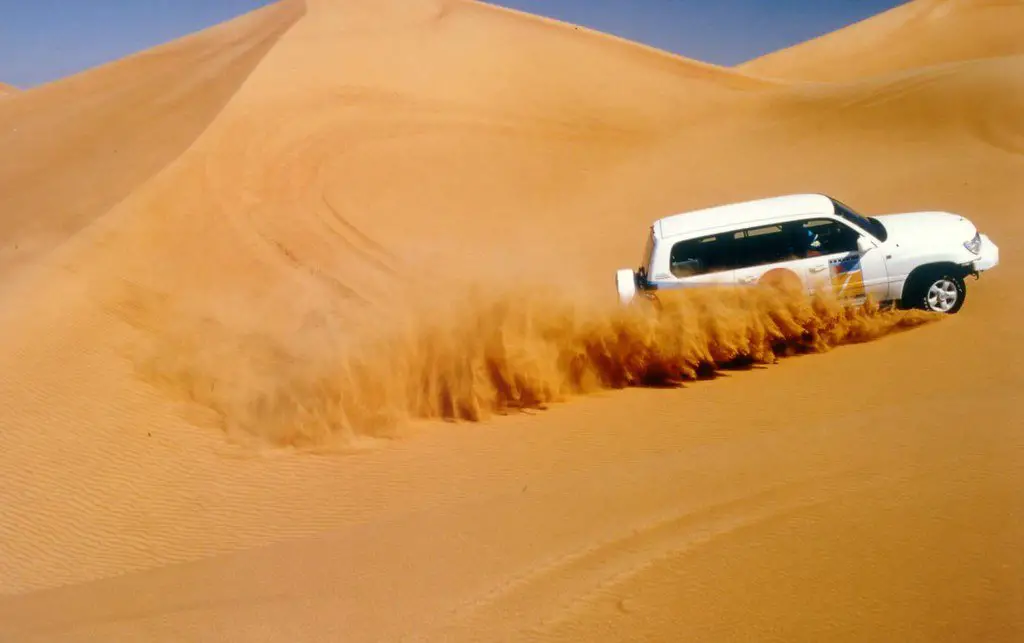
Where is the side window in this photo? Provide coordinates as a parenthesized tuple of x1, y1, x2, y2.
(800, 218, 859, 255)
(669, 233, 737, 278)
(732, 223, 800, 267)
(728, 218, 861, 269)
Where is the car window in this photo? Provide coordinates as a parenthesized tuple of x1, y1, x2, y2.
(670, 216, 864, 278)
(830, 197, 888, 242)
(732, 223, 802, 267)
(669, 233, 738, 277)
(744, 224, 783, 237)
(801, 218, 859, 255)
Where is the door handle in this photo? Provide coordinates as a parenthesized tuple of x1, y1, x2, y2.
(810, 265, 827, 273)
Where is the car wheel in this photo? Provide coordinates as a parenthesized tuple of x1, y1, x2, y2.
(913, 271, 966, 314)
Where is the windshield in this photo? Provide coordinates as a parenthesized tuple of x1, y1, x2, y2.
(830, 197, 888, 241)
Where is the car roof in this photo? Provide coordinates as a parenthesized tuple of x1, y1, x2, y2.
(654, 193, 837, 240)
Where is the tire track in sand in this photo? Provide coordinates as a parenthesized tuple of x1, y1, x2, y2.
(318, 193, 401, 275)
(238, 200, 370, 304)
(433, 463, 926, 641)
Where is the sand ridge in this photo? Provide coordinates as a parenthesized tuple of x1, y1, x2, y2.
(0, 0, 304, 279)
(738, 0, 1024, 81)
(1, 0, 1022, 640)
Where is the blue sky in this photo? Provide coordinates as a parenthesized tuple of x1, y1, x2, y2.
(0, 0, 905, 88)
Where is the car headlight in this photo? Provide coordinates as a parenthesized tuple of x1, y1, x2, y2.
(964, 231, 982, 255)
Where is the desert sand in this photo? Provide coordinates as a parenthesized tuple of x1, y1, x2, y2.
(1, 0, 1022, 640)
(739, 0, 1024, 81)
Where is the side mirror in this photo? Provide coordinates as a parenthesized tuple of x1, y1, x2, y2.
(857, 236, 874, 254)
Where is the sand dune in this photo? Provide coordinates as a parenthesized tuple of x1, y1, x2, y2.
(739, 0, 1024, 81)
(0, 0, 302, 278)
(0, 81, 17, 96)
(1, 0, 1022, 641)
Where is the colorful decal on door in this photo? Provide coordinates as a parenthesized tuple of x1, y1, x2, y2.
(829, 255, 865, 299)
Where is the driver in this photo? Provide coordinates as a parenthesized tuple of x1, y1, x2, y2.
(791, 225, 822, 257)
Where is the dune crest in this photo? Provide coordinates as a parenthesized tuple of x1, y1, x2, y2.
(739, 0, 1024, 81)
(305, 0, 454, 25)
(0, 0, 304, 277)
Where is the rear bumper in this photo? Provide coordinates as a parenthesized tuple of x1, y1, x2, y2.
(971, 234, 999, 273)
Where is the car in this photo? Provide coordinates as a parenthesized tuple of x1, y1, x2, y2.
(615, 193, 999, 314)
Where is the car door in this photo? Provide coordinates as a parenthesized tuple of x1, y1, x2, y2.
(798, 218, 890, 302)
(730, 222, 814, 293)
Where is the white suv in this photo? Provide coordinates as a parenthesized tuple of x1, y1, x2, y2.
(615, 194, 1000, 314)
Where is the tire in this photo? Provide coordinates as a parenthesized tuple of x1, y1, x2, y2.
(905, 269, 967, 314)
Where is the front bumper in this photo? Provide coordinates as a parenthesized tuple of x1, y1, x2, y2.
(972, 234, 999, 273)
